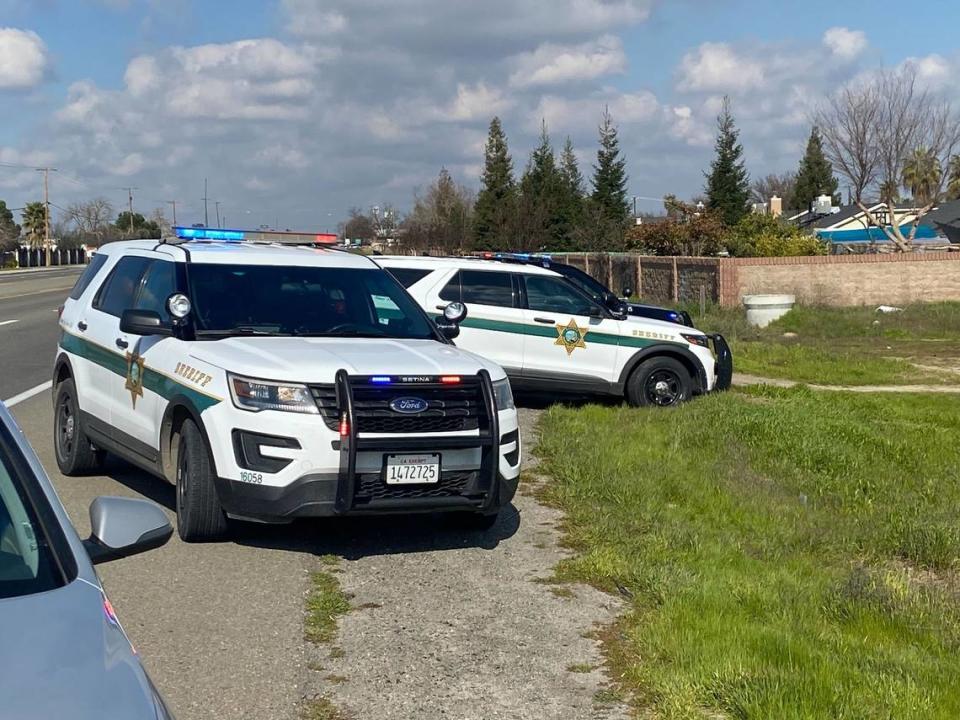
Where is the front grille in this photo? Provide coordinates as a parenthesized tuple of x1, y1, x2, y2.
(354, 470, 477, 501)
(310, 378, 485, 435)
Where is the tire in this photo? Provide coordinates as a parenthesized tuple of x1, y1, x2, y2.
(625, 356, 693, 408)
(176, 418, 228, 542)
(53, 378, 104, 476)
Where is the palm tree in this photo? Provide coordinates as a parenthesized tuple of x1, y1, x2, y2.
(21, 202, 47, 248)
(878, 179, 900, 206)
(947, 154, 960, 200)
(901, 146, 941, 206)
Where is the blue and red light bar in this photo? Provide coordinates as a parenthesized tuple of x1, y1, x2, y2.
(175, 226, 245, 241)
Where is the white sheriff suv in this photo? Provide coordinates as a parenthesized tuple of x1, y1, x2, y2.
(377, 256, 733, 407)
(53, 237, 521, 541)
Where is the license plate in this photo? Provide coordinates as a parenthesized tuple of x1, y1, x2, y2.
(384, 454, 440, 485)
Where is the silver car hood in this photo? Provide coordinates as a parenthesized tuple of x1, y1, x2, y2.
(0, 578, 160, 719)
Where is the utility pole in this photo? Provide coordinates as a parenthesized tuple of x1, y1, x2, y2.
(37, 167, 57, 266)
(215, 201, 221, 228)
(121, 187, 138, 234)
(166, 200, 178, 226)
(203, 178, 209, 227)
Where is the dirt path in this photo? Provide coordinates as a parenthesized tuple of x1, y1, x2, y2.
(300, 407, 630, 719)
(734, 373, 960, 394)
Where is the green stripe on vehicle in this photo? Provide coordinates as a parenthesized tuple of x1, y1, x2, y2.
(459, 317, 683, 350)
(60, 331, 221, 412)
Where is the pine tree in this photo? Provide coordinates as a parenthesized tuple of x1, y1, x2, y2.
(473, 117, 516, 250)
(555, 136, 585, 250)
(0, 200, 21, 251)
(591, 107, 630, 225)
(518, 120, 565, 250)
(705, 97, 750, 226)
(793, 126, 839, 211)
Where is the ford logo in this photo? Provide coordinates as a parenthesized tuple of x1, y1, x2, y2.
(389, 397, 429, 414)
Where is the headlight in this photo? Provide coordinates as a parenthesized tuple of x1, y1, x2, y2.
(229, 374, 318, 414)
(492, 377, 515, 410)
(681, 333, 710, 348)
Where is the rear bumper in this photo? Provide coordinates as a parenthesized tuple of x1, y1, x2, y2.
(710, 333, 733, 391)
(215, 469, 518, 521)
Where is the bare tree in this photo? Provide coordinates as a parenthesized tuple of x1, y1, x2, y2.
(403, 169, 474, 254)
(64, 197, 114, 246)
(815, 66, 960, 251)
(750, 172, 796, 208)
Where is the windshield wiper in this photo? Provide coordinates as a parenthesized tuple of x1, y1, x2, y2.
(196, 326, 279, 337)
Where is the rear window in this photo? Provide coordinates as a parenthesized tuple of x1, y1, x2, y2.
(386, 267, 431, 288)
(0, 425, 71, 599)
(68, 254, 108, 300)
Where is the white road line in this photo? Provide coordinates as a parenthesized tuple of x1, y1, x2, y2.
(0, 319, 17, 327)
(3, 380, 53, 408)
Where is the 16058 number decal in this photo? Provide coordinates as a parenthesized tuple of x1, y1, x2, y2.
(174, 362, 213, 388)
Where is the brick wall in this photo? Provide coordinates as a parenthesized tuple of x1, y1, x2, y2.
(722, 252, 960, 306)
(559, 251, 960, 307)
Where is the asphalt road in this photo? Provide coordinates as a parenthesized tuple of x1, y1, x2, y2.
(0, 267, 83, 401)
(4, 268, 629, 720)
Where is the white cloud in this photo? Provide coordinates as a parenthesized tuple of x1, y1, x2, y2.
(446, 82, 512, 121)
(0, 27, 49, 89)
(677, 43, 765, 93)
(509, 35, 625, 88)
(822, 27, 867, 60)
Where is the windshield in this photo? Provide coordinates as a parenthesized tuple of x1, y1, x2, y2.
(0, 431, 68, 600)
(558, 265, 611, 302)
(188, 264, 438, 340)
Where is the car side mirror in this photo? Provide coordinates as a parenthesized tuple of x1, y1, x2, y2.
(120, 309, 173, 337)
(83, 496, 173, 565)
(438, 323, 460, 340)
(443, 301, 468, 324)
(588, 305, 605, 319)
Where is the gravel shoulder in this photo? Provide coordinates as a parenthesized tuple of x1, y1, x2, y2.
(300, 406, 630, 719)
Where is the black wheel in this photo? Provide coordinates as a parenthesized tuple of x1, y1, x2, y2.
(176, 418, 228, 542)
(626, 357, 692, 408)
(53, 379, 104, 476)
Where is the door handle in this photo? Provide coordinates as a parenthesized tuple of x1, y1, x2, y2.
(533, 317, 556, 324)
(115, 338, 129, 350)
(77, 321, 88, 332)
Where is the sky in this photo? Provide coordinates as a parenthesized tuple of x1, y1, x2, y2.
(1, 0, 958, 231)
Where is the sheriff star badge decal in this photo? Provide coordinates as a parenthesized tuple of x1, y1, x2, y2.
(125, 351, 145, 408)
(554, 318, 588, 356)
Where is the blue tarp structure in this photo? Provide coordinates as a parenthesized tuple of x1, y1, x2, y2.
(816, 225, 940, 243)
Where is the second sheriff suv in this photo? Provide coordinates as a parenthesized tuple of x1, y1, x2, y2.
(378, 256, 732, 407)
(53, 236, 521, 541)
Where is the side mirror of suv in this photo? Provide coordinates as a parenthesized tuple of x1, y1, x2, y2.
(120, 309, 173, 337)
(83, 496, 173, 565)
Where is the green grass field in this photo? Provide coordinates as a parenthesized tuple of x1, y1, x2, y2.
(535, 388, 960, 718)
(686, 302, 960, 386)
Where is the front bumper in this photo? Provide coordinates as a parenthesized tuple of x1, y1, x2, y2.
(214, 467, 519, 520)
(211, 369, 520, 521)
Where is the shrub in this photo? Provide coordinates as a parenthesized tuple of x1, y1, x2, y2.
(725, 213, 828, 257)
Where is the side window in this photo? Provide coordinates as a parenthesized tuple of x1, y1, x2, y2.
(524, 275, 597, 316)
(68, 254, 108, 300)
(134, 260, 176, 322)
(387, 267, 431, 288)
(93, 256, 151, 318)
(440, 270, 514, 307)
